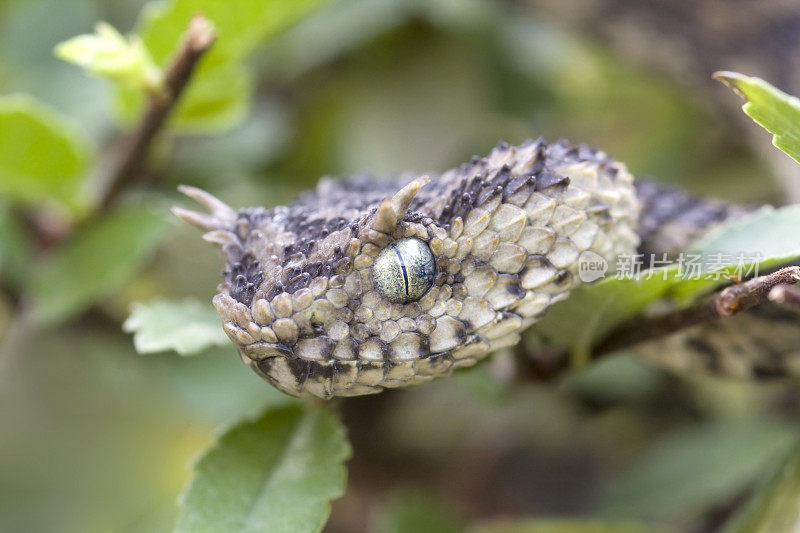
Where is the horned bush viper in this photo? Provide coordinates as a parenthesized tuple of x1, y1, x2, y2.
(174, 139, 793, 398)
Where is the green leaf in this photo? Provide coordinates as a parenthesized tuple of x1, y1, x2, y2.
(714, 71, 800, 164)
(28, 202, 171, 326)
(175, 404, 351, 533)
(54, 22, 162, 92)
(689, 204, 800, 261)
(601, 420, 798, 519)
(724, 441, 800, 533)
(123, 298, 228, 355)
(534, 204, 800, 359)
(469, 519, 655, 533)
(116, 0, 330, 132)
(0, 94, 90, 212)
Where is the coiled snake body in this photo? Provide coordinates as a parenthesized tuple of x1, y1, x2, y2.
(175, 139, 785, 398)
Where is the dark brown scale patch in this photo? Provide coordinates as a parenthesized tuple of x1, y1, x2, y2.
(223, 251, 264, 306)
(503, 175, 536, 202)
(285, 272, 311, 294)
(477, 185, 504, 210)
(534, 172, 570, 192)
(504, 277, 527, 299)
(547, 139, 615, 170)
(256, 356, 274, 375)
(303, 260, 323, 278)
(518, 254, 552, 278)
(287, 358, 312, 387)
(332, 360, 352, 378)
(266, 282, 284, 300)
(553, 270, 572, 288)
(284, 239, 314, 258)
(307, 360, 334, 383)
(358, 360, 386, 382)
(436, 173, 486, 224)
(431, 138, 616, 226)
(488, 165, 512, 189)
(419, 336, 431, 358)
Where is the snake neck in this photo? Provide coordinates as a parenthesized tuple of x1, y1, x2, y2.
(633, 180, 753, 260)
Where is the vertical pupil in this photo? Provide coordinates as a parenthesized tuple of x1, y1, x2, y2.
(392, 244, 410, 297)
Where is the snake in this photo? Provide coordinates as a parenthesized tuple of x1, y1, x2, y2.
(174, 138, 799, 399)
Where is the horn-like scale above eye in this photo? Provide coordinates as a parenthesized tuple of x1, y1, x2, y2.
(372, 238, 436, 304)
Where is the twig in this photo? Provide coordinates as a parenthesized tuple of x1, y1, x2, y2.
(1, 16, 216, 364)
(769, 283, 800, 313)
(594, 266, 800, 356)
(97, 15, 217, 211)
(716, 266, 800, 315)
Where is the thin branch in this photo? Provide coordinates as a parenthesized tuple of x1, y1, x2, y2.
(594, 266, 800, 356)
(769, 283, 800, 313)
(1, 16, 216, 363)
(97, 15, 217, 211)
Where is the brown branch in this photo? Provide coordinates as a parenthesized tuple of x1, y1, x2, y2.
(594, 266, 800, 356)
(769, 283, 800, 313)
(97, 15, 217, 211)
(1, 16, 216, 363)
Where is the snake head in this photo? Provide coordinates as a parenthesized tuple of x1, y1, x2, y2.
(174, 140, 640, 398)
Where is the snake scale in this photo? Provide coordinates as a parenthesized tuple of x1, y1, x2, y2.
(174, 139, 797, 399)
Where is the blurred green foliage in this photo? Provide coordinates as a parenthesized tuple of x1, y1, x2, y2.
(1, 0, 799, 532)
(0, 94, 90, 212)
(375, 491, 466, 533)
(725, 443, 800, 533)
(29, 201, 170, 325)
(55, 22, 162, 92)
(117, 0, 331, 131)
(601, 420, 798, 518)
(469, 519, 654, 533)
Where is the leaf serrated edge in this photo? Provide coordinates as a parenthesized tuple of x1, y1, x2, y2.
(713, 70, 800, 164)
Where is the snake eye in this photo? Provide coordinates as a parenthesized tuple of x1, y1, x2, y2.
(372, 238, 436, 304)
